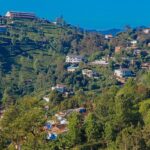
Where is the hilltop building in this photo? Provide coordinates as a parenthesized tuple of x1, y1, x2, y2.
(5, 11, 36, 19)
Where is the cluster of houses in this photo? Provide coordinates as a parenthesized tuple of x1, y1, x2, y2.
(65, 55, 100, 79)
(65, 54, 138, 84)
(1, 11, 150, 85)
(115, 39, 139, 53)
(44, 107, 87, 140)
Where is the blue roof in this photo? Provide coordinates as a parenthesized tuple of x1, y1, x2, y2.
(45, 123, 52, 130)
(47, 133, 57, 140)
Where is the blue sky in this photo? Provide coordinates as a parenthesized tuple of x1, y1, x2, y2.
(0, 0, 150, 30)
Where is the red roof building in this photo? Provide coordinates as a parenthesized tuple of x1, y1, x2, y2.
(5, 11, 36, 19)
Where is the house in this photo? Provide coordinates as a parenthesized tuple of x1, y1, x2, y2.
(5, 11, 36, 19)
(66, 55, 83, 63)
(114, 69, 134, 78)
(60, 119, 68, 125)
(130, 40, 137, 48)
(47, 132, 57, 140)
(0, 26, 7, 33)
(45, 122, 52, 130)
(67, 65, 79, 72)
(82, 69, 99, 78)
(133, 49, 141, 56)
(51, 124, 68, 134)
(105, 34, 113, 39)
(52, 84, 66, 93)
(82, 69, 93, 78)
(115, 46, 122, 53)
(141, 63, 150, 69)
(90, 60, 109, 66)
(143, 28, 150, 34)
(43, 97, 50, 102)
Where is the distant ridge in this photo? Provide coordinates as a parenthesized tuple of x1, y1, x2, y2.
(100, 28, 122, 36)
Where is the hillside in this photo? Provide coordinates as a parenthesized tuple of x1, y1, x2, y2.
(0, 16, 108, 103)
(0, 15, 150, 150)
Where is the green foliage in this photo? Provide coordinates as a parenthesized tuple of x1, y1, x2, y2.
(84, 113, 101, 142)
(1, 17, 150, 149)
(67, 112, 82, 146)
(0, 96, 46, 149)
(139, 99, 150, 125)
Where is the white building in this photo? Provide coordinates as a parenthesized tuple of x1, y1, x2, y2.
(43, 97, 50, 102)
(52, 22, 57, 25)
(114, 69, 133, 78)
(131, 40, 137, 45)
(105, 34, 113, 39)
(66, 55, 83, 63)
(82, 69, 93, 78)
(90, 60, 109, 66)
(143, 28, 150, 34)
(82, 69, 99, 78)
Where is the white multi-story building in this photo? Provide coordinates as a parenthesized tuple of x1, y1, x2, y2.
(66, 55, 83, 63)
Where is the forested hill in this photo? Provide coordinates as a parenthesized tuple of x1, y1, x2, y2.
(1, 15, 150, 149)
(0, 16, 106, 104)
